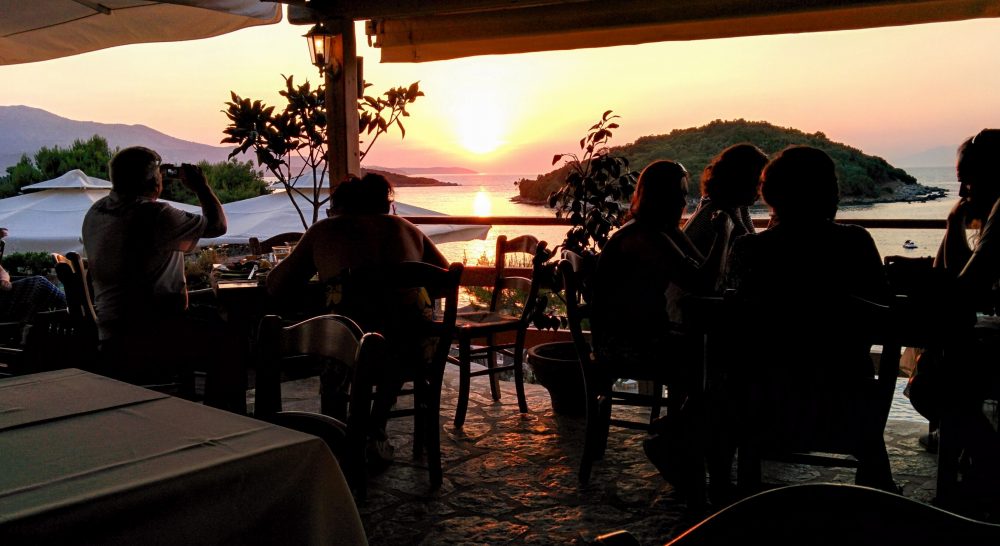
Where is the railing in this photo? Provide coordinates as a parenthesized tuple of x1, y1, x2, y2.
(405, 215, 946, 229)
(402, 215, 947, 347)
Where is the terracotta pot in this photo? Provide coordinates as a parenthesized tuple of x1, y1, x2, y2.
(527, 341, 586, 416)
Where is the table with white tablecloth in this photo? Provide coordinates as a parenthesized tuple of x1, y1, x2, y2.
(0, 368, 366, 545)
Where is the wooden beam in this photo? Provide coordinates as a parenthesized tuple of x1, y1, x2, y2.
(324, 18, 361, 195)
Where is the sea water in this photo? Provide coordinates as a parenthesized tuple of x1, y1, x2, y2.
(393, 166, 959, 265)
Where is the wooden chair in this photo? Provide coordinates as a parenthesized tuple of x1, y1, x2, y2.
(559, 251, 671, 484)
(248, 232, 303, 256)
(51, 252, 201, 397)
(450, 235, 543, 428)
(256, 313, 387, 499)
(32, 251, 102, 373)
(337, 260, 463, 487)
(728, 294, 901, 492)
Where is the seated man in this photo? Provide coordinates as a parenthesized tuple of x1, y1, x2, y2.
(725, 145, 894, 491)
(267, 173, 448, 465)
(82, 147, 245, 413)
(0, 228, 66, 324)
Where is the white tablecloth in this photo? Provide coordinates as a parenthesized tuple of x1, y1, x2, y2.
(0, 369, 366, 545)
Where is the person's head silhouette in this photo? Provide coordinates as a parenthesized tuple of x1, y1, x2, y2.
(109, 146, 161, 198)
(631, 160, 689, 228)
(700, 143, 768, 209)
(957, 129, 1000, 222)
(760, 146, 839, 224)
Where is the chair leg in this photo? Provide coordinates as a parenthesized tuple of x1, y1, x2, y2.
(580, 387, 601, 484)
(935, 415, 961, 506)
(579, 386, 614, 483)
(428, 366, 444, 487)
(413, 378, 426, 460)
(454, 339, 472, 429)
(649, 381, 664, 424)
(513, 330, 529, 414)
(596, 393, 612, 460)
(486, 334, 501, 401)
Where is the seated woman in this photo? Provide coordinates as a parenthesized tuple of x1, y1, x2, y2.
(725, 145, 894, 491)
(913, 129, 1000, 502)
(0, 228, 66, 326)
(592, 160, 732, 502)
(594, 160, 732, 392)
(666, 143, 768, 323)
(267, 173, 448, 467)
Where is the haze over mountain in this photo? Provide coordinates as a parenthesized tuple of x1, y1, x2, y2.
(0, 105, 234, 171)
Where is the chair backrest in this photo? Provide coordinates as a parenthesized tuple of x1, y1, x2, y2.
(27, 252, 99, 373)
(256, 313, 374, 420)
(489, 235, 544, 320)
(883, 254, 958, 348)
(249, 232, 304, 256)
(256, 313, 387, 495)
(54, 252, 98, 329)
(736, 292, 900, 456)
(339, 261, 463, 373)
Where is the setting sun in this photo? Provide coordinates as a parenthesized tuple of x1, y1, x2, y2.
(451, 93, 507, 155)
(472, 189, 492, 216)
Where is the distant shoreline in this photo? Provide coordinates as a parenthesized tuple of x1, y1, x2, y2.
(510, 182, 948, 207)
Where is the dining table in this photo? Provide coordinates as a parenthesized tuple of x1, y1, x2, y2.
(0, 368, 367, 546)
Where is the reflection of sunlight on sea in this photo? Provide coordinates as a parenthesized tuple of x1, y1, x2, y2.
(393, 167, 959, 266)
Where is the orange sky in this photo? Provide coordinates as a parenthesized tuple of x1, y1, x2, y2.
(1, 13, 999, 174)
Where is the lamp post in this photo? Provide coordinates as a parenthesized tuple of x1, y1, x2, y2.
(304, 23, 341, 77)
(304, 20, 359, 195)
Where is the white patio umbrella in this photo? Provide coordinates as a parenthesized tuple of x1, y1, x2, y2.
(0, 169, 199, 255)
(0, 1, 282, 65)
(200, 188, 490, 248)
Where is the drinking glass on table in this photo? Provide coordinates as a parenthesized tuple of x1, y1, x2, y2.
(272, 245, 292, 263)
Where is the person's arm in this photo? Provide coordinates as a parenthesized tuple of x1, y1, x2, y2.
(180, 163, 226, 238)
(669, 211, 733, 294)
(266, 229, 318, 297)
(934, 198, 974, 275)
(956, 197, 1000, 296)
(0, 263, 10, 291)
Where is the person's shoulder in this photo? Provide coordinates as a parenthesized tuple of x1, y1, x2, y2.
(831, 222, 876, 242)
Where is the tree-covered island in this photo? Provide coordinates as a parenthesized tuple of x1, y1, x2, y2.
(515, 119, 946, 205)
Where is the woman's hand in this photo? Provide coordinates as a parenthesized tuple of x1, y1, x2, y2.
(0, 279, 12, 291)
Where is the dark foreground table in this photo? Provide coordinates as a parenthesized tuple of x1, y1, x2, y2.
(0, 369, 366, 546)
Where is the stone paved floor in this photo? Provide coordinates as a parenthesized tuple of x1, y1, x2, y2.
(277, 372, 939, 545)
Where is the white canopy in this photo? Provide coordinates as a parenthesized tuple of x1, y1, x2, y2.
(200, 189, 490, 247)
(0, 187, 199, 255)
(0, 0, 282, 65)
(20, 169, 112, 191)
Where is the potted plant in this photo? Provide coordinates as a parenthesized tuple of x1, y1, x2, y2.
(526, 111, 637, 416)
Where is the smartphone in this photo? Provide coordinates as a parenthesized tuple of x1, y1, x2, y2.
(160, 164, 183, 179)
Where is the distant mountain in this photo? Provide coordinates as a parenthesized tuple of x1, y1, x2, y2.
(0, 105, 235, 171)
(895, 146, 955, 168)
(516, 119, 945, 205)
(368, 165, 477, 175)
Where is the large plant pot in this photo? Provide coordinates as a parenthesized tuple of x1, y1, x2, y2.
(527, 341, 586, 416)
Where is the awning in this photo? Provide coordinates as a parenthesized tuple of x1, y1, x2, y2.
(355, 0, 1000, 62)
(0, 0, 282, 65)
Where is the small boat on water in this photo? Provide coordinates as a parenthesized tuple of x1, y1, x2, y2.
(903, 240, 918, 249)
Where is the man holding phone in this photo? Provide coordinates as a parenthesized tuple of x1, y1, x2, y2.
(83, 146, 243, 412)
